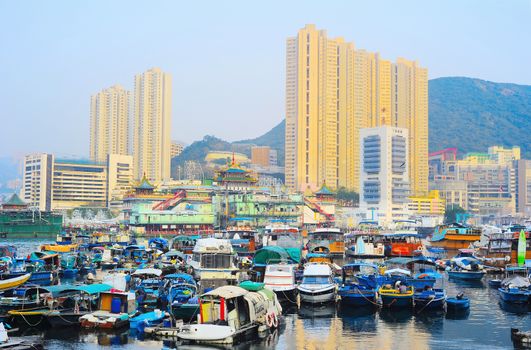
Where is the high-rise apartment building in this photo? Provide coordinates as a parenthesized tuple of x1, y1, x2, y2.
(285, 24, 428, 195)
(170, 141, 184, 159)
(89, 85, 130, 162)
(133, 68, 172, 182)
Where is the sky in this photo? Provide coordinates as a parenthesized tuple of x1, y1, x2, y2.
(0, 0, 530, 159)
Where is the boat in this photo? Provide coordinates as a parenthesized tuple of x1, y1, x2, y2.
(0, 273, 31, 291)
(176, 284, 282, 344)
(378, 269, 414, 308)
(130, 309, 166, 332)
(297, 263, 336, 304)
(0, 286, 48, 314)
(380, 233, 423, 257)
(8, 284, 112, 329)
(413, 283, 446, 310)
(166, 273, 200, 321)
(189, 238, 240, 291)
(498, 266, 530, 304)
(225, 227, 260, 256)
(430, 223, 482, 250)
(446, 293, 470, 310)
(306, 228, 345, 256)
(344, 233, 385, 258)
(263, 263, 299, 304)
(511, 328, 531, 348)
(446, 257, 486, 280)
(169, 235, 199, 255)
(79, 290, 136, 329)
(262, 225, 301, 249)
(338, 263, 379, 307)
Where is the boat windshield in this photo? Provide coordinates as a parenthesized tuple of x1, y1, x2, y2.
(200, 253, 233, 269)
(302, 276, 332, 284)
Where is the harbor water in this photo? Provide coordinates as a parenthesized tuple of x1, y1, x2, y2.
(7, 239, 530, 350)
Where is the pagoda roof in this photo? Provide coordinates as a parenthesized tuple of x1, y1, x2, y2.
(3, 193, 26, 206)
(136, 175, 155, 190)
(315, 182, 334, 195)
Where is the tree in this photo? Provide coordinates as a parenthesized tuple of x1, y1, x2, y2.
(444, 204, 466, 224)
(336, 187, 359, 206)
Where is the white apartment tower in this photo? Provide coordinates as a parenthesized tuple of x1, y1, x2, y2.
(360, 126, 410, 226)
(133, 68, 172, 182)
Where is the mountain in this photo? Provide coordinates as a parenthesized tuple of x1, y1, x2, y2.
(171, 77, 531, 171)
(429, 77, 531, 157)
(0, 156, 22, 197)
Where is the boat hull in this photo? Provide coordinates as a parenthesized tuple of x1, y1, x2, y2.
(338, 289, 377, 306)
(446, 298, 470, 310)
(46, 312, 87, 327)
(272, 288, 299, 305)
(498, 288, 530, 304)
(447, 271, 485, 280)
(0, 273, 31, 291)
(380, 292, 414, 309)
(298, 286, 336, 304)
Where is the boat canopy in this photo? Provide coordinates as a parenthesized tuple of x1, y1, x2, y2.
(385, 256, 436, 266)
(203, 285, 248, 299)
(163, 250, 187, 260)
(33, 283, 112, 297)
(193, 238, 233, 254)
(501, 276, 530, 288)
(342, 262, 379, 271)
(383, 268, 411, 276)
(132, 268, 162, 277)
(165, 273, 196, 284)
(253, 246, 300, 265)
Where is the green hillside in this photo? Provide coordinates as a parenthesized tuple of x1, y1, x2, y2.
(171, 77, 531, 172)
(429, 77, 531, 157)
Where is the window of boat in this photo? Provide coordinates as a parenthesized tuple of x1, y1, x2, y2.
(201, 253, 232, 268)
(192, 253, 201, 262)
(302, 276, 331, 284)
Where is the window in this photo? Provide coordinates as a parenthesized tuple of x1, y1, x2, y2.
(200, 253, 232, 269)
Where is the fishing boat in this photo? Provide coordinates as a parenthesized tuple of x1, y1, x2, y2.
(189, 238, 240, 291)
(306, 228, 345, 256)
(169, 235, 199, 255)
(166, 273, 199, 321)
(8, 284, 112, 328)
(176, 284, 282, 344)
(379, 283, 414, 309)
(263, 263, 299, 304)
(0, 285, 48, 313)
(225, 227, 259, 256)
(380, 233, 423, 257)
(344, 233, 385, 258)
(262, 225, 301, 249)
(446, 293, 470, 310)
(297, 263, 336, 304)
(498, 265, 530, 304)
(446, 257, 486, 280)
(130, 309, 166, 332)
(59, 253, 79, 279)
(0, 273, 31, 292)
(338, 263, 379, 307)
(79, 290, 136, 329)
(132, 268, 163, 311)
(430, 223, 482, 250)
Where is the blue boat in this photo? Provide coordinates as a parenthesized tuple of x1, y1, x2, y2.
(338, 263, 379, 307)
(414, 288, 447, 310)
(129, 310, 166, 332)
(378, 270, 414, 308)
(447, 270, 486, 280)
(497, 268, 530, 304)
(498, 286, 530, 303)
(446, 294, 470, 310)
(166, 273, 199, 321)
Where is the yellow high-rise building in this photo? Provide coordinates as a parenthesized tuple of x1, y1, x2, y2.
(285, 24, 428, 195)
(89, 85, 130, 163)
(133, 68, 172, 182)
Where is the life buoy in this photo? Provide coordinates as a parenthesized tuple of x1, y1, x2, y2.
(272, 313, 278, 328)
(417, 273, 429, 279)
(266, 312, 274, 328)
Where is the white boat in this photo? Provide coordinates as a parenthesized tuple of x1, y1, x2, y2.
(189, 238, 239, 291)
(297, 263, 336, 304)
(177, 284, 282, 344)
(262, 225, 301, 249)
(345, 233, 385, 258)
(263, 264, 299, 304)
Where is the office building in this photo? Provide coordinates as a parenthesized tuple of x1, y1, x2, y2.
(515, 159, 531, 215)
(21, 153, 133, 210)
(89, 85, 130, 162)
(359, 126, 410, 226)
(285, 24, 428, 195)
(133, 67, 172, 182)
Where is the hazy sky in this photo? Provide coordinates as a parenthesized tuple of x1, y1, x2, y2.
(1, 0, 530, 158)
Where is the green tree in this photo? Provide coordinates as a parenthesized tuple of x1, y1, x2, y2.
(336, 187, 359, 206)
(444, 204, 466, 223)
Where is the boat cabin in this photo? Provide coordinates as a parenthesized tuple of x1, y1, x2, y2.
(307, 228, 344, 255)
